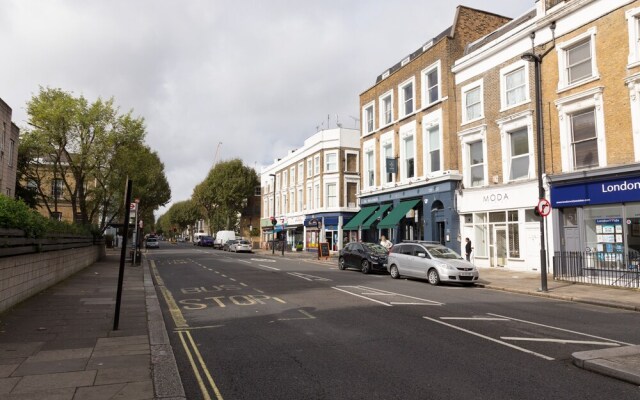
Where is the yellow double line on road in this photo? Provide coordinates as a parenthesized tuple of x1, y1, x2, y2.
(150, 260, 224, 400)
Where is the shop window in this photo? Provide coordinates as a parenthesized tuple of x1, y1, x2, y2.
(489, 212, 506, 223)
(474, 212, 487, 257)
(583, 205, 623, 261)
(508, 210, 519, 258)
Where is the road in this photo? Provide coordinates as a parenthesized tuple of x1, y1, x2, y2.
(146, 243, 640, 400)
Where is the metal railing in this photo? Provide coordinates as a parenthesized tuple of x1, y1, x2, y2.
(553, 251, 640, 288)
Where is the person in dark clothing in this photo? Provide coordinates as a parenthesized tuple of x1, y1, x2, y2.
(465, 237, 472, 262)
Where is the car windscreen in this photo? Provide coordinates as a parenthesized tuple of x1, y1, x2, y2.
(239, 240, 250, 244)
(147, 238, 157, 242)
(203, 236, 213, 240)
(426, 246, 462, 259)
(362, 243, 388, 255)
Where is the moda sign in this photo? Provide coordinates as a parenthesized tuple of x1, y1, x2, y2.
(551, 177, 640, 207)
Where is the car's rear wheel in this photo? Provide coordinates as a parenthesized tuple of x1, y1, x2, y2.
(338, 257, 346, 270)
(390, 265, 400, 279)
(427, 269, 440, 286)
(361, 259, 371, 274)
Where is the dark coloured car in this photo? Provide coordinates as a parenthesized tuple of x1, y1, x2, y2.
(197, 236, 214, 247)
(338, 242, 389, 274)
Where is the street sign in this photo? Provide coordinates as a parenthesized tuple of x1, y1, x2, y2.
(130, 202, 137, 211)
(537, 198, 551, 217)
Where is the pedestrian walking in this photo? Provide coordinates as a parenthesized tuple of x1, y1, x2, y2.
(465, 237, 472, 262)
(380, 235, 393, 250)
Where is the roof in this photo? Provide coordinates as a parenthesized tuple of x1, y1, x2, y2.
(464, 9, 537, 55)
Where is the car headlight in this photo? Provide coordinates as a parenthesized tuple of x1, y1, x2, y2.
(439, 263, 456, 271)
(370, 255, 379, 261)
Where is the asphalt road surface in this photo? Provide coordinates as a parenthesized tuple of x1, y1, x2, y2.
(146, 243, 640, 400)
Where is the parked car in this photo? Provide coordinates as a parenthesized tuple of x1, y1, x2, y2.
(176, 236, 185, 242)
(215, 231, 236, 249)
(223, 240, 237, 251)
(232, 239, 252, 253)
(145, 237, 159, 249)
(387, 241, 479, 286)
(338, 242, 389, 274)
(197, 236, 214, 247)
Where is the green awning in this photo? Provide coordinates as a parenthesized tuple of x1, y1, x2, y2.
(377, 199, 421, 229)
(342, 205, 378, 230)
(361, 204, 392, 229)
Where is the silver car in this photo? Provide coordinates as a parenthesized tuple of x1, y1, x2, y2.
(387, 241, 479, 286)
(232, 240, 252, 253)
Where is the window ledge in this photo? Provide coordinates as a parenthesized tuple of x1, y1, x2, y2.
(628, 60, 640, 70)
(461, 116, 485, 126)
(499, 100, 531, 113)
(556, 75, 600, 94)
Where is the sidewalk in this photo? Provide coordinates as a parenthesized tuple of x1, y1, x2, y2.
(0, 249, 184, 399)
(253, 248, 640, 385)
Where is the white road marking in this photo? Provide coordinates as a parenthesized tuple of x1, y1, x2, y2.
(487, 313, 635, 346)
(275, 309, 317, 321)
(287, 272, 331, 282)
(229, 278, 236, 282)
(441, 317, 510, 321)
(332, 287, 392, 307)
(238, 260, 252, 264)
(423, 317, 555, 361)
(251, 258, 276, 263)
(254, 289, 265, 294)
(240, 283, 248, 287)
(258, 264, 280, 271)
(500, 337, 621, 346)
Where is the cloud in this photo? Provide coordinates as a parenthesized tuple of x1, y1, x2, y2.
(0, 0, 535, 218)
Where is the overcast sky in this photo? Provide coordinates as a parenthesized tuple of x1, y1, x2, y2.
(0, 0, 534, 217)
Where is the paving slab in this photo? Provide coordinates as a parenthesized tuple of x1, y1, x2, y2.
(0, 343, 43, 359)
(11, 370, 96, 393)
(0, 376, 20, 394)
(86, 354, 150, 370)
(94, 366, 151, 385)
(2, 387, 75, 400)
(26, 348, 93, 362)
(12, 358, 89, 376)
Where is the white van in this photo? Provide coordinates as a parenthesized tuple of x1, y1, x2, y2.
(214, 231, 236, 249)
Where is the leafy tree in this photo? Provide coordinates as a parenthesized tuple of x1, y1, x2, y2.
(192, 159, 258, 232)
(169, 200, 203, 237)
(20, 87, 170, 232)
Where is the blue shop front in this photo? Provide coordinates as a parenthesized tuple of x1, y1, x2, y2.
(550, 168, 640, 261)
(357, 180, 461, 253)
(304, 212, 356, 252)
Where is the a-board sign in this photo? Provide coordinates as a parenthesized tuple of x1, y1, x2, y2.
(318, 242, 330, 259)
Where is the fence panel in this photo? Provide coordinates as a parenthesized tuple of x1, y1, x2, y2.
(553, 251, 640, 288)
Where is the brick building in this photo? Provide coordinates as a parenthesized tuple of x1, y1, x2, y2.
(0, 98, 19, 198)
(452, 6, 543, 270)
(532, 0, 640, 269)
(260, 128, 360, 252)
(354, 6, 511, 253)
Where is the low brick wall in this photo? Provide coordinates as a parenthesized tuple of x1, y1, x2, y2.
(0, 245, 104, 313)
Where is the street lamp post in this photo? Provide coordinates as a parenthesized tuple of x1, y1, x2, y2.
(269, 173, 276, 255)
(521, 23, 555, 292)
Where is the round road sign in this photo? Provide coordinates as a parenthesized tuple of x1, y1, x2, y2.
(537, 198, 551, 217)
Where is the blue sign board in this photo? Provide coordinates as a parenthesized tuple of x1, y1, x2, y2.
(551, 176, 640, 207)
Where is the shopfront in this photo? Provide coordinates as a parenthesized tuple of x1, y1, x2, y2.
(458, 181, 541, 271)
(360, 180, 460, 252)
(304, 212, 354, 252)
(551, 173, 640, 265)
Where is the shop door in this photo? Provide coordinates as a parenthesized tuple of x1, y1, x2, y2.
(491, 227, 507, 267)
(563, 227, 580, 252)
(436, 222, 445, 245)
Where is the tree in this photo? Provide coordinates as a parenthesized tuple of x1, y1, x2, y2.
(169, 200, 203, 238)
(192, 159, 258, 232)
(21, 87, 170, 232)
